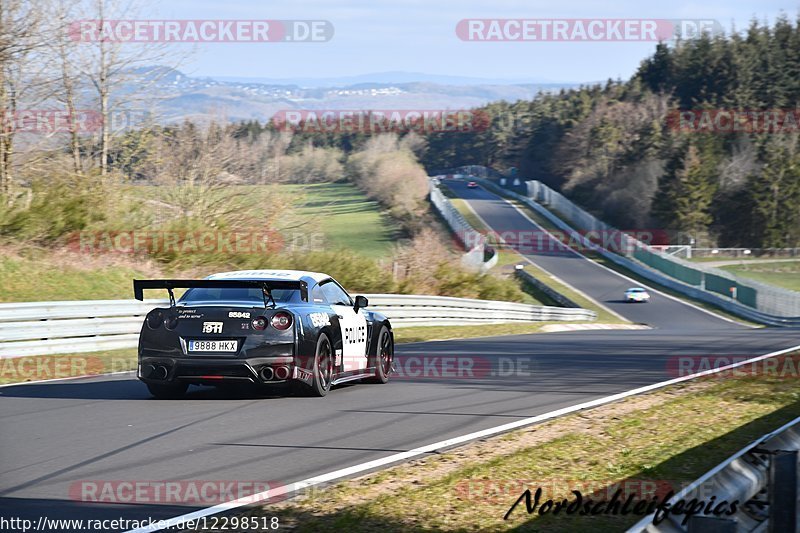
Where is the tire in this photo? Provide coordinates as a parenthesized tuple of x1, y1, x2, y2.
(365, 325, 393, 384)
(303, 333, 334, 397)
(146, 382, 188, 399)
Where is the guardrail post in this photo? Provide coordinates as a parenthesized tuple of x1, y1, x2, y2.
(687, 515, 737, 532)
(768, 449, 797, 533)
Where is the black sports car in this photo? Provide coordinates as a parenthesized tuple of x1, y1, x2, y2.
(133, 270, 394, 398)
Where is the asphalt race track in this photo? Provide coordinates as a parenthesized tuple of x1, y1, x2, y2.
(444, 178, 741, 330)
(2, 184, 799, 532)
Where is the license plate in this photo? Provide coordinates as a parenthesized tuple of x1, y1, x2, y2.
(188, 340, 238, 353)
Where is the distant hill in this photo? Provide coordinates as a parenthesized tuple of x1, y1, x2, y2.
(128, 67, 581, 124)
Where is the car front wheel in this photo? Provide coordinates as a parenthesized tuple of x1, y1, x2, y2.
(366, 325, 393, 384)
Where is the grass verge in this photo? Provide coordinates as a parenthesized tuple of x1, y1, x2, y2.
(719, 260, 800, 292)
(283, 182, 401, 259)
(240, 352, 800, 532)
(521, 263, 625, 324)
(0, 348, 137, 385)
(0, 247, 160, 302)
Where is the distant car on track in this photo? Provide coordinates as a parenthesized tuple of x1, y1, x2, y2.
(133, 270, 394, 399)
(467, 181, 478, 188)
(625, 287, 651, 303)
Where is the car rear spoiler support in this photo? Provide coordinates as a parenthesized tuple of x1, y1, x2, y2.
(133, 279, 309, 307)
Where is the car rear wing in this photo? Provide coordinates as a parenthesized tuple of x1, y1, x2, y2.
(133, 279, 308, 306)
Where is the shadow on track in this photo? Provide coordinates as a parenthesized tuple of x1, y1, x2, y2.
(0, 379, 291, 401)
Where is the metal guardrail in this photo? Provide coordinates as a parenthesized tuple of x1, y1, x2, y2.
(629, 416, 800, 532)
(514, 267, 583, 308)
(0, 295, 596, 358)
(518, 182, 800, 326)
(429, 178, 498, 272)
(446, 170, 800, 327)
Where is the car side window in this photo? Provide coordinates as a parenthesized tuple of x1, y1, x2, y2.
(311, 284, 327, 304)
(320, 280, 352, 306)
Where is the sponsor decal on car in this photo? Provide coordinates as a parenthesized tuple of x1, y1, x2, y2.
(294, 367, 313, 384)
(201, 321, 223, 334)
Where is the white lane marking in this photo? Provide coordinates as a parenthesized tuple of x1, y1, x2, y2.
(125, 343, 800, 533)
(500, 196, 748, 327)
(0, 370, 135, 389)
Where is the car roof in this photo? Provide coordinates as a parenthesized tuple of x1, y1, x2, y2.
(626, 287, 647, 291)
(207, 270, 329, 284)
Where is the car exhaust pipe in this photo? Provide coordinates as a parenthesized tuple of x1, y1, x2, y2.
(259, 366, 274, 381)
(274, 366, 290, 380)
(152, 365, 168, 380)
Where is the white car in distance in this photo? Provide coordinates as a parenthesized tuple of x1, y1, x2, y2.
(625, 287, 651, 303)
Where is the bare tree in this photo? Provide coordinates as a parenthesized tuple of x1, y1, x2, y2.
(0, 0, 43, 195)
(72, 0, 186, 175)
(41, 0, 87, 176)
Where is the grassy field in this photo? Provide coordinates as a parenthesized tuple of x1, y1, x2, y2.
(719, 260, 800, 292)
(243, 352, 800, 532)
(0, 249, 157, 302)
(282, 182, 400, 259)
(0, 182, 401, 302)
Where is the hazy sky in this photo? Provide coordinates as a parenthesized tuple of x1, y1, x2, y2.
(145, 0, 797, 82)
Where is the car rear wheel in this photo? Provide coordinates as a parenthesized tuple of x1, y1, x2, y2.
(301, 333, 333, 397)
(366, 326, 392, 384)
(146, 382, 188, 399)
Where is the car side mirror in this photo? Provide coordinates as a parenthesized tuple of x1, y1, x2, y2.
(354, 295, 368, 311)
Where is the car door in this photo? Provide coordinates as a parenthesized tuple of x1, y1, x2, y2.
(319, 279, 368, 372)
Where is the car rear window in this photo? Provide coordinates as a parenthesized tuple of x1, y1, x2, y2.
(179, 287, 301, 305)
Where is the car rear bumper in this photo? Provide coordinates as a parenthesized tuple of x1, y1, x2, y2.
(138, 355, 297, 386)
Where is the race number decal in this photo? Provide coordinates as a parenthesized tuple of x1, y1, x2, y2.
(308, 312, 330, 328)
(202, 322, 223, 334)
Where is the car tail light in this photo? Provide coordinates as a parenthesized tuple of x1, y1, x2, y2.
(271, 312, 292, 330)
(164, 315, 179, 330)
(252, 316, 268, 331)
(146, 310, 163, 329)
